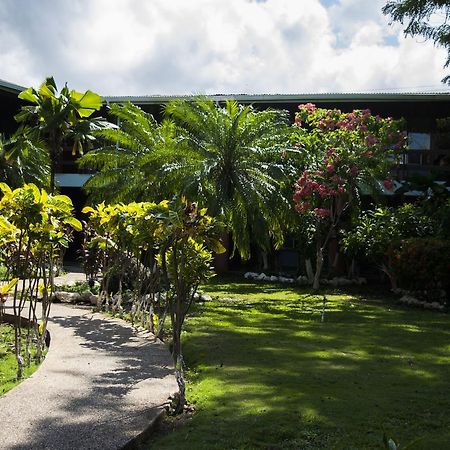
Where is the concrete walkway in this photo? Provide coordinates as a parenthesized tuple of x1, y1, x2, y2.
(0, 281, 178, 450)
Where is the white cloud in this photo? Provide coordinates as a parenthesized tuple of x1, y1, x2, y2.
(0, 0, 449, 95)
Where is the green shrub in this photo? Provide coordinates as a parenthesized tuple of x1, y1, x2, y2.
(389, 238, 450, 304)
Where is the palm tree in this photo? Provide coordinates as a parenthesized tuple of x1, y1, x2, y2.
(0, 129, 50, 188)
(80, 98, 292, 260)
(77, 102, 180, 203)
(15, 77, 105, 192)
(164, 98, 292, 259)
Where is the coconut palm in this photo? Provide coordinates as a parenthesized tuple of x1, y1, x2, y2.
(164, 98, 292, 259)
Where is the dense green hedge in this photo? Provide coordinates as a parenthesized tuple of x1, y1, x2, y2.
(389, 238, 450, 304)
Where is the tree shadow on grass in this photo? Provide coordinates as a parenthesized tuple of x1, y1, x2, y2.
(152, 291, 450, 450)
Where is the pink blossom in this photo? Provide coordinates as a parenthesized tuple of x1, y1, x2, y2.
(314, 208, 331, 218)
(299, 103, 316, 113)
(350, 165, 359, 176)
(383, 179, 394, 190)
(295, 202, 311, 213)
(294, 116, 302, 127)
(365, 134, 378, 147)
(326, 164, 335, 173)
(341, 121, 356, 131)
(332, 174, 343, 184)
(325, 119, 336, 130)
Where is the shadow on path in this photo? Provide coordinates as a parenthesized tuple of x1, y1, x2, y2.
(1, 306, 176, 450)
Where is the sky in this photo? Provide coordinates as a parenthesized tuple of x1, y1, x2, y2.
(1, 0, 449, 96)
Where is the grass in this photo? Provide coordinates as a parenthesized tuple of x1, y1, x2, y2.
(0, 323, 41, 396)
(148, 278, 450, 449)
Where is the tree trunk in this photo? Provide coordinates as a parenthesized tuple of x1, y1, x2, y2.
(305, 258, 314, 283)
(348, 258, 356, 279)
(174, 354, 186, 414)
(214, 232, 230, 274)
(261, 251, 269, 271)
(313, 245, 324, 290)
(172, 321, 186, 414)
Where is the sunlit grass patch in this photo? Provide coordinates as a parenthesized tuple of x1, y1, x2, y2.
(149, 278, 450, 449)
(0, 324, 41, 395)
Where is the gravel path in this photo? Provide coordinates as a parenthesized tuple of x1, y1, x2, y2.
(0, 289, 177, 450)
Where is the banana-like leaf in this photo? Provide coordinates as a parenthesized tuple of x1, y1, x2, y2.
(71, 90, 102, 117)
(207, 238, 226, 254)
(18, 88, 39, 104)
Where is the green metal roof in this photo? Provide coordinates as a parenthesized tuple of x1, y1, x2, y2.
(0, 79, 25, 94)
(1, 77, 450, 103)
(103, 92, 450, 105)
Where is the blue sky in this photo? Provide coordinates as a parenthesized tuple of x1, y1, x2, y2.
(0, 0, 449, 95)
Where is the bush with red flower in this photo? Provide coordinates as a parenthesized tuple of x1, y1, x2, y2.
(292, 104, 406, 288)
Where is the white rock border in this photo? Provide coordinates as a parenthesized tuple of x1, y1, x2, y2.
(243, 272, 366, 287)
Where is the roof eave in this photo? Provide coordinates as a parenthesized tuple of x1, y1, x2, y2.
(0, 79, 26, 95)
(102, 92, 450, 105)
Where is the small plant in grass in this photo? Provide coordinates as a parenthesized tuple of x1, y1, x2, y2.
(383, 430, 421, 449)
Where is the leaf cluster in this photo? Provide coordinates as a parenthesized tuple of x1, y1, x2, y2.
(383, 0, 450, 82)
(340, 203, 436, 262)
(78, 102, 180, 203)
(0, 183, 81, 277)
(81, 99, 294, 259)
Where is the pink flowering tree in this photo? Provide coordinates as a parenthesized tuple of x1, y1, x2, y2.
(292, 103, 406, 289)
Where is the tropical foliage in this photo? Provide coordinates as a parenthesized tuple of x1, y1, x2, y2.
(383, 0, 450, 83)
(292, 104, 406, 288)
(78, 102, 178, 203)
(0, 183, 81, 378)
(164, 98, 292, 259)
(15, 77, 106, 192)
(0, 130, 50, 188)
(341, 195, 450, 297)
(81, 98, 293, 259)
(82, 197, 224, 411)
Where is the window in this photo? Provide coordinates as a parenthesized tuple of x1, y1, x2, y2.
(408, 132, 431, 150)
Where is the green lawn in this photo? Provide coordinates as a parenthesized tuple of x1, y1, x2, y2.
(148, 278, 450, 449)
(0, 324, 40, 395)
